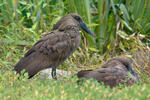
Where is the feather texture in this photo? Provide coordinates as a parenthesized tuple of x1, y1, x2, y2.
(14, 14, 94, 78)
(77, 57, 139, 88)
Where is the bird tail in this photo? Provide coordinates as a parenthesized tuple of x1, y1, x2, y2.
(77, 70, 92, 78)
(13, 52, 48, 78)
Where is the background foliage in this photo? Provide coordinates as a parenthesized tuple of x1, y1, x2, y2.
(0, 0, 149, 50)
(0, 0, 150, 99)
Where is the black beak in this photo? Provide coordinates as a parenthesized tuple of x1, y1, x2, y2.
(129, 68, 141, 85)
(79, 22, 95, 38)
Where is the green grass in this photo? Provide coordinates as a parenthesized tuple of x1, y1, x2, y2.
(0, 0, 150, 99)
(0, 70, 150, 100)
(0, 33, 150, 99)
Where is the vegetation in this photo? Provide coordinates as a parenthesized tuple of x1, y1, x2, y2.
(1, 72, 150, 100)
(0, 0, 150, 100)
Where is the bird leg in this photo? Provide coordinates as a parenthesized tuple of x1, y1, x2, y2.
(52, 67, 57, 80)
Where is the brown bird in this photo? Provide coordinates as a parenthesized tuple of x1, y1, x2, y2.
(14, 14, 95, 79)
(77, 57, 140, 88)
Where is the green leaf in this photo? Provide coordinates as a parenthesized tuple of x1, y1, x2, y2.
(89, 47, 99, 52)
(119, 41, 126, 52)
(19, 1, 27, 5)
(14, 40, 31, 46)
(117, 30, 130, 40)
(121, 19, 133, 31)
(43, 3, 47, 8)
(32, 22, 38, 30)
(27, 12, 31, 18)
(120, 4, 130, 20)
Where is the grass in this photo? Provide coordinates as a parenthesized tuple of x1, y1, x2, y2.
(0, 16, 150, 99)
(0, 71, 150, 100)
(0, 0, 150, 99)
(0, 70, 150, 100)
(0, 32, 150, 99)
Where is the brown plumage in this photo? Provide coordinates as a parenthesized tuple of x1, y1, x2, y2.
(77, 57, 140, 88)
(14, 14, 95, 79)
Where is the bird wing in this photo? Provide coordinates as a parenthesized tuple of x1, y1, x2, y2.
(14, 30, 74, 78)
(78, 67, 136, 88)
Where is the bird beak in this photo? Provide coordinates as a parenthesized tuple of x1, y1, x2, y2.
(79, 22, 95, 38)
(129, 69, 141, 85)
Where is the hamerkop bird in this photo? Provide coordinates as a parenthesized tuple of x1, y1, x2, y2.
(77, 57, 140, 88)
(14, 14, 95, 79)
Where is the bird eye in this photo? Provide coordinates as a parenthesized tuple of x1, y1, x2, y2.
(75, 16, 81, 21)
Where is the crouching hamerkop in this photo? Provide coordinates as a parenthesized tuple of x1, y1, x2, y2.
(14, 14, 95, 79)
(77, 57, 141, 88)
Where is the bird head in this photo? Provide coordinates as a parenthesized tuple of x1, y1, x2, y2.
(53, 14, 95, 37)
(71, 14, 95, 37)
(119, 58, 141, 85)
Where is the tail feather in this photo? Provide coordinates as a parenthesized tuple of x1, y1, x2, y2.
(77, 70, 92, 78)
(14, 52, 50, 78)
